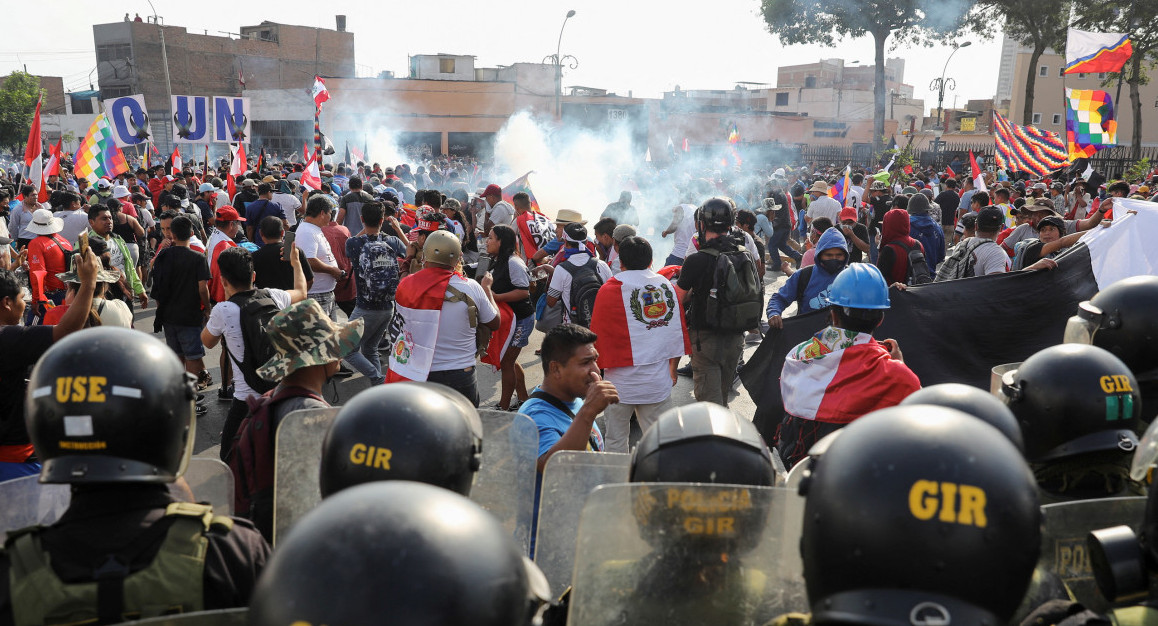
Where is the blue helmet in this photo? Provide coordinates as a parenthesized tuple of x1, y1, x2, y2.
(824, 263, 890, 310)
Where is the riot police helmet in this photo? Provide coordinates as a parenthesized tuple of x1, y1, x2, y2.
(1000, 344, 1140, 463)
(26, 327, 197, 484)
(801, 406, 1041, 626)
(319, 382, 483, 498)
(1066, 275, 1158, 381)
(250, 481, 534, 626)
(902, 383, 1024, 451)
(630, 402, 775, 486)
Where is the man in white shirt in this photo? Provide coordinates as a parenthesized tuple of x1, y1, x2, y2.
(201, 245, 308, 460)
(963, 207, 1011, 276)
(480, 184, 514, 234)
(53, 191, 90, 246)
(661, 201, 697, 266)
(271, 180, 302, 227)
(805, 180, 842, 228)
(295, 195, 345, 320)
(547, 223, 613, 326)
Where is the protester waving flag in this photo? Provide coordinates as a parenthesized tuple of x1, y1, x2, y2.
(969, 150, 987, 192)
(23, 96, 46, 202)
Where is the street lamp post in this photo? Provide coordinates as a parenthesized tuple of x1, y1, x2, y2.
(553, 10, 576, 120)
(929, 41, 971, 166)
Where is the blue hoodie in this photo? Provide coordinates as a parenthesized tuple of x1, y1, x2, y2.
(908, 215, 945, 272)
(767, 228, 849, 318)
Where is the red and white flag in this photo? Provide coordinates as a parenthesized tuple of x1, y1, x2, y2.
(515, 210, 554, 258)
(781, 329, 920, 424)
(682, 138, 689, 152)
(300, 152, 322, 191)
(386, 269, 456, 382)
(43, 138, 63, 179)
(24, 96, 45, 203)
(481, 302, 516, 371)
(227, 143, 246, 200)
(969, 150, 987, 192)
(944, 165, 955, 178)
(311, 76, 330, 111)
(590, 269, 690, 369)
(170, 146, 183, 176)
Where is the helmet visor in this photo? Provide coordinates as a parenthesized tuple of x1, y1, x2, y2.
(1130, 418, 1158, 481)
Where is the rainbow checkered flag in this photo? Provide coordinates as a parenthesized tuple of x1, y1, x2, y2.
(75, 113, 129, 182)
(1065, 88, 1117, 160)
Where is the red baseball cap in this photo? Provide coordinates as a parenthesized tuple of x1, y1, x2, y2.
(215, 207, 246, 222)
(839, 207, 858, 222)
(482, 184, 502, 197)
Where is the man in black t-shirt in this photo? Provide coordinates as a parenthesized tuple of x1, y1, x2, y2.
(252, 216, 314, 291)
(150, 214, 213, 389)
(0, 248, 99, 481)
(935, 178, 961, 234)
(839, 207, 871, 263)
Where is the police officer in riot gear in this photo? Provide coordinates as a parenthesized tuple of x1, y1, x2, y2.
(1001, 343, 1143, 503)
(798, 405, 1041, 626)
(901, 383, 1024, 450)
(1066, 275, 1158, 422)
(0, 327, 269, 625)
(319, 382, 483, 498)
(250, 481, 543, 626)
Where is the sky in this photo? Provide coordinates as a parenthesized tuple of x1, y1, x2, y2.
(1, 0, 1004, 115)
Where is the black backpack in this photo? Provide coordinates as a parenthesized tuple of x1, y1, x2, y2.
(562, 258, 604, 328)
(699, 243, 763, 332)
(222, 289, 281, 394)
(886, 240, 933, 285)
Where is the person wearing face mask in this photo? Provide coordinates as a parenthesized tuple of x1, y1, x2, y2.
(765, 226, 849, 329)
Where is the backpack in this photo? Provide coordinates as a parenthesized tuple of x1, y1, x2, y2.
(886, 239, 933, 285)
(699, 243, 763, 332)
(355, 235, 400, 308)
(935, 238, 998, 282)
(229, 385, 324, 541)
(562, 258, 604, 328)
(1011, 238, 1041, 271)
(222, 289, 281, 395)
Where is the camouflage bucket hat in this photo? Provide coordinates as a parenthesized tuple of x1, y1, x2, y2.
(55, 254, 121, 285)
(257, 299, 365, 382)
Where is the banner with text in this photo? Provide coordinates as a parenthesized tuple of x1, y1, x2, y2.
(171, 95, 211, 144)
(102, 94, 150, 148)
(213, 96, 251, 144)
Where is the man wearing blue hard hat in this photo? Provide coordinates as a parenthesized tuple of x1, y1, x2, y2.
(775, 263, 921, 468)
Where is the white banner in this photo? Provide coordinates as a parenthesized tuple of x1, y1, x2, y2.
(171, 95, 210, 144)
(101, 94, 150, 148)
(213, 96, 251, 144)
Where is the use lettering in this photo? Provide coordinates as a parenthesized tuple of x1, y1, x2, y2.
(54, 377, 108, 403)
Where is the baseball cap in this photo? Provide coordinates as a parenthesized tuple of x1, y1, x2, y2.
(839, 207, 858, 222)
(482, 184, 502, 197)
(563, 222, 588, 243)
(96, 179, 112, 189)
(163, 175, 178, 184)
(1026, 198, 1056, 213)
(241, 179, 257, 188)
(977, 206, 1004, 232)
(198, 182, 216, 194)
(215, 207, 246, 222)
(611, 224, 636, 243)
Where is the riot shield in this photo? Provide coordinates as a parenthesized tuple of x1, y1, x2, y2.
(1037, 496, 1147, 613)
(119, 608, 248, 624)
(470, 410, 538, 555)
(534, 451, 631, 597)
(181, 457, 233, 515)
(273, 407, 339, 544)
(0, 475, 70, 542)
(567, 483, 809, 626)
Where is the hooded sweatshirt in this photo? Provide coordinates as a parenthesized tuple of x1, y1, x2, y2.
(876, 209, 924, 285)
(906, 194, 945, 272)
(767, 227, 848, 318)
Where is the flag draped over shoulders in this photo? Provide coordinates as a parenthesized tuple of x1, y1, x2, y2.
(590, 269, 689, 369)
(386, 269, 455, 383)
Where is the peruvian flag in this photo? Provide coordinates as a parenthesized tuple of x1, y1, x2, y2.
(516, 210, 554, 258)
(780, 332, 921, 424)
(170, 146, 183, 176)
(227, 142, 246, 200)
(783, 190, 798, 230)
(311, 76, 330, 111)
(589, 269, 690, 369)
(300, 151, 322, 191)
(44, 138, 63, 179)
(944, 165, 955, 178)
(970, 150, 987, 192)
(24, 96, 45, 203)
(386, 269, 456, 382)
(481, 302, 516, 371)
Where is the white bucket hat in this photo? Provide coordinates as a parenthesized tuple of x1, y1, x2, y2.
(26, 208, 64, 236)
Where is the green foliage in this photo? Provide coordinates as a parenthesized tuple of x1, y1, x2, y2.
(0, 71, 44, 153)
(1124, 157, 1152, 183)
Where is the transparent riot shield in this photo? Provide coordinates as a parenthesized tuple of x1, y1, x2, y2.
(470, 410, 538, 555)
(180, 457, 233, 515)
(567, 483, 809, 626)
(119, 608, 248, 624)
(1038, 496, 1147, 612)
(534, 451, 631, 597)
(273, 408, 339, 545)
(0, 475, 70, 542)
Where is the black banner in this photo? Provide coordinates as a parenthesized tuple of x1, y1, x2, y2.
(741, 245, 1101, 445)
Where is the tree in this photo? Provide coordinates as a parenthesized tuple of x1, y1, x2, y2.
(0, 71, 43, 154)
(760, 0, 975, 155)
(970, 0, 1072, 126)
(1073, 2, 1158, 159)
